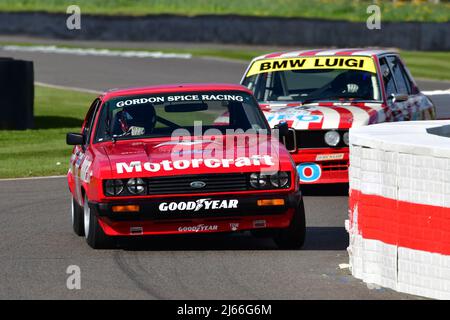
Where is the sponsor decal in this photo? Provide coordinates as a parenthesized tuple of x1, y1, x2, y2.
(246, 56, 377, 77)
(297, 163, 322, 183)
(230, 223, 239, 231)
(316, 153, 345, 161)
(178, 224, 218, 233)
(116, 94, 244, 107)
(267, 114, 323, 123)
(159, 199, 239, 212)
(115, 155, 274, 174)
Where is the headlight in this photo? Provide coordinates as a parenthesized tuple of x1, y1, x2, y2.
(343, 131, 349, 146)
(250, 173, 269, 188)
(270, 172, 290, 188)
(324, 130, 340, 146)
(104, 179, 124, 196)
(250, 172, 290, 189)
(127, 178, 146, 195)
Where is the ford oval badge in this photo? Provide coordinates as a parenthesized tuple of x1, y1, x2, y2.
(190, 181, 206, 189)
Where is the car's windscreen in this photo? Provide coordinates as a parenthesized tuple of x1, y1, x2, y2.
(94, 91, 269, 142)
(242, 56, 381, 102)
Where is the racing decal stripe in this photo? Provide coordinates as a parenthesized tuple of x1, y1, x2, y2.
(315, 49, 349, 56)
(334, 49, 365, 56)
(280, 50, 315, 58)
(307, 109, 325, 130)
(296, 49, 323, 56)
(264, 52, 284, 58)
(362, 102, 386, 123)
(337, 105, 372, 126)
(331, 106, 354, 128)
(308, 106, 341, 129)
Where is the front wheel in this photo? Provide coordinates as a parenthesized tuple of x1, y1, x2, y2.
(71, 196, 84, 236)
(273, 200, 306, 249)
(83, 194, 115, 249)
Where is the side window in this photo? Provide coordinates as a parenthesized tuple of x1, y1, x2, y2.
(379, 58, 396, 97)
(82, 98, 101, 145)
(387, 56, 411, 95)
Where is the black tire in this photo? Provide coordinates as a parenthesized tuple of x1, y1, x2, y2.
(71, 196, 84, 236)
(273, 200, 306, 249)
(83, 194, 115, 249)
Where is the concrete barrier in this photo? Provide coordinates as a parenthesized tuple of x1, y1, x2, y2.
(0, 12, 449, 50)
(346, 120, 450, 299)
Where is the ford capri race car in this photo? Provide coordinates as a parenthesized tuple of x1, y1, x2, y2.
(241, 48, 436, 184)
(67, 84, 305, 249)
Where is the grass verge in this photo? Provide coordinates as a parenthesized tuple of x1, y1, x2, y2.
(0, 0, 448, 22)
(0, 85, 95, 178)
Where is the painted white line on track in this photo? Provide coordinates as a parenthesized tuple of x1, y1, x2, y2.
(35, 81, 103, 94)
(423, 89, 450, 95)
(1, 45, 192, 59)
(0, 175, 66, 182)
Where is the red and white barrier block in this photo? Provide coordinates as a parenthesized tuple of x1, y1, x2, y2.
(346, 120, 450, 299)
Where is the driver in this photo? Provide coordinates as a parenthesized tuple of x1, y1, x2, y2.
(112, 103, 157, 137)
(329, 70, 373, 98)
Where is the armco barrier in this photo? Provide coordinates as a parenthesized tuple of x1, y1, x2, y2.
(346, 121, 450, 299)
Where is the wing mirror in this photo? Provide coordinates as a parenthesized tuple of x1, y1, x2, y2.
(66, 133, 85, 145)
(389, 93, 408, 103)
(273, 121, 289, 142)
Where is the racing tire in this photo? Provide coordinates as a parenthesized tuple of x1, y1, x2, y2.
(273, 200, 306, 250)
(83, 194, 115, 249)
(71, 196, 85, 236)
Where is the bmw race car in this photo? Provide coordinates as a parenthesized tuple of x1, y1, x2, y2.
(241, 48, 436, 184)
(67, 84, 305, 249)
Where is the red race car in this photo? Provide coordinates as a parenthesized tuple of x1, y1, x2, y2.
(67, 83, 305, 249)
(241, 49, 436, 184)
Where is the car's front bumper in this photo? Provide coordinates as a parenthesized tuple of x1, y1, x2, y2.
(291, 148, 349, 184)
(89, 192, 301, 236)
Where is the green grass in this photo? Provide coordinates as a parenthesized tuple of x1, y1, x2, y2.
(0, 85, 95, 178)
(0, 0, 448, 22)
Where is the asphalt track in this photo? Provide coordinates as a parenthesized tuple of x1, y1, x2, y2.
(1, 44, 448, 299)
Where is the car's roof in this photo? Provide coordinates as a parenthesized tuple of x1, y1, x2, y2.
(254, 48, 398, 60)
(102, 83, 252, 99)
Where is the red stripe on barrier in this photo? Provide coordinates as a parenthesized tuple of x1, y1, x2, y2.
(349, 189, 450, 255)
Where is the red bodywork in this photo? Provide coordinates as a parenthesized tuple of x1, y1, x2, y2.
(67, 84, 300, 237)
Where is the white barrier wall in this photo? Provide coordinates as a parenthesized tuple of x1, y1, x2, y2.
(346, 120, 450, 300)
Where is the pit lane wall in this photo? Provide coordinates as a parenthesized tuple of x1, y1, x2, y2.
(346, 121, 450, 299)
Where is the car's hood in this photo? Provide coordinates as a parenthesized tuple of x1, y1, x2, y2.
(260, 101, 385, 130)
(102, 135, 291, 178)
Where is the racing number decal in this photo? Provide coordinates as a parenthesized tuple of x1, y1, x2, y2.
(297, 163, 321, 183)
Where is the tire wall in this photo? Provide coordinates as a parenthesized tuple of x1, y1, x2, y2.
(346, 120, 450, 299)
(0, 58, 34, 130)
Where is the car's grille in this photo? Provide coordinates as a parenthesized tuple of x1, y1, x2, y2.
(146, 173, 248, 194)
(284, 130, 349, 150)
(321, 161, 348, 171)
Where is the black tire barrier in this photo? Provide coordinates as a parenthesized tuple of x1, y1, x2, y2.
(0, 58, 34, 130)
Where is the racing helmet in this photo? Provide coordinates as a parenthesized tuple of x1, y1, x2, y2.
(113, 103, 157, 136)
